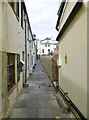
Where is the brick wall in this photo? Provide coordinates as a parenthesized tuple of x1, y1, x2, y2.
(52, 54, 58, 81)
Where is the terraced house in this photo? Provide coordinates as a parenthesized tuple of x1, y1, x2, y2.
(56, 0, 88, 119)
(0, 0, 34, 118)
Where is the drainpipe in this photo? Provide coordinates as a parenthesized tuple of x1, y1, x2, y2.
(55, 85, 87, 119)
(24, 15, 27, 83)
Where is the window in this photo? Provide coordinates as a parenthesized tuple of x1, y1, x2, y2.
(45, 45, 47, 47)
(48, 45, 50, 47)
(16, 2, 19, 19)
(42, 49, 44, 53)
(7, 53, 15, 91)
(9, 1, 15, 13)
(48, 49, 50, 53)
(21, 2, 24, 28)
(17, 54, 20, 82)
(9, 0, 19, 20)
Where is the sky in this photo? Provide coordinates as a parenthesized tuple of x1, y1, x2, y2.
(24, 0, 59, 40)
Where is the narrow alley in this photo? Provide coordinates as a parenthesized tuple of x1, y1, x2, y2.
(0, 1, 88, 119)
(8, 60, 71, 119)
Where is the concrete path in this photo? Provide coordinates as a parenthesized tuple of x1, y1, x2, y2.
(9, 60, 71, 118)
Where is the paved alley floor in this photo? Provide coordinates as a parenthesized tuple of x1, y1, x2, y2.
(9, 60, 71, 119)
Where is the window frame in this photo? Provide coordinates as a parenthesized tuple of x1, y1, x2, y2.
(9, 0, 20, 21)
(48, 49, 50, 53)
(21, 2, 24, 29)
(17, 54, 20, 82)
(7, 53, 15, 91)
(42, 49, 44, 53)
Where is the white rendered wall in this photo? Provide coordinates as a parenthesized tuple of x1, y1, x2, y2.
(58, 3, 87, 118)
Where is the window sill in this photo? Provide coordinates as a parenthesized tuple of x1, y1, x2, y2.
(8, 84, 17, 97)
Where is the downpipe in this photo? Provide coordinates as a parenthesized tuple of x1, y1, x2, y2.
(56, 85, 87, 120)
(25, 19, 27, 83)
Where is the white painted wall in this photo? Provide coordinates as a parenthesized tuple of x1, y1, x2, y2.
(32, 40, 36, 67)
(29, 31, 33, 73)
(40, 44, 57, 55)
(58, 2, 87, 118)
(37, 39, 41, 55)
(2, 2, 25, 53)
(40, 39, 58, 55)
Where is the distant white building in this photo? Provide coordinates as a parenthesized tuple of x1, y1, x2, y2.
(40, 37, 58, 55)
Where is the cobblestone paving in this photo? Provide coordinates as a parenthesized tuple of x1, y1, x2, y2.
(9, 60, 71, 119)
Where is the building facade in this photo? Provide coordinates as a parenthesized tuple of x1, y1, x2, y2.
(31, 34, 37, 68)
(56, 0, 88, 119)
(0, 0, 33, 118)
(40, 37, 58, 55)
(37, 39, 41, 57)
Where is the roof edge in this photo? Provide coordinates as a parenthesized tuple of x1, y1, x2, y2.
(56, 1, 83, 41)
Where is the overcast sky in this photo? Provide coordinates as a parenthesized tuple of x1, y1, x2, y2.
(24, 0, 59, 40)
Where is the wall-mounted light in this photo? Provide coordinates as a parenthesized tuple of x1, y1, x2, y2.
(65, 53, 68, 64)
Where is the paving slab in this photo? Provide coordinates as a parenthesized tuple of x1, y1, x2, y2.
(37, 93, 56, 100)
(8, 60, 71, 119)
(38, 108, 61, 118)
(9, 108, 38, 118)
